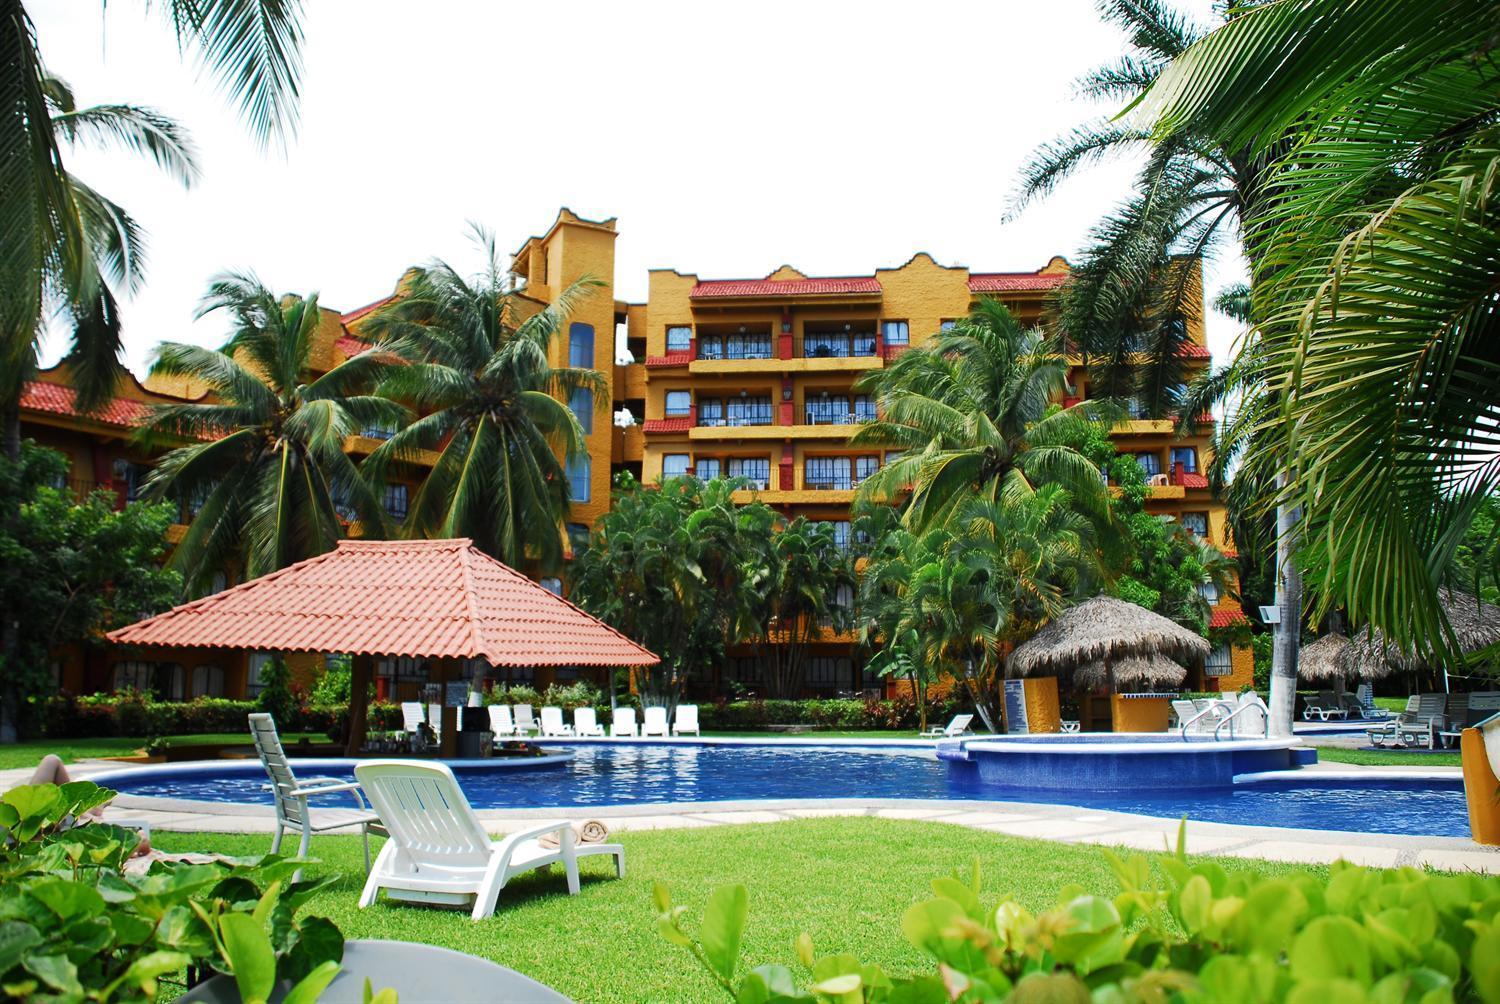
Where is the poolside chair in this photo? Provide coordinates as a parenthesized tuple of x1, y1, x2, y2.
(1440, 691, 1500, 748)
(513, 704, 539, 736)
(1357, 683, 1392, 720)
(1303, 690, 1349, 722)
(487, 705, 519, 738)
(610, 707, 638, 737)
(641, 706, 669, 738)
(672, 704, 701, 737)
(354, 760, 624, 921)
(427, 703, 443, 742)
(539, 707, 574, 737)
(400, 702, 425, 734)
(1175, 698, 1232, 737)
(1367, 693, 1447, 748)
(921, 713, 974, 738)
(574, 707, 605, 737)
(248, 713, 384, 872)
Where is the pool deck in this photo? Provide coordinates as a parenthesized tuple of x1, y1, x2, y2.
(8, 753, 1492, 876)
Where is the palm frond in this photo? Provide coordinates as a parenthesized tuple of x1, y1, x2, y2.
(51, 102, 200, 187)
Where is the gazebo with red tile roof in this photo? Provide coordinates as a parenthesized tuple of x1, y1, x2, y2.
(108, 538, 658, 753)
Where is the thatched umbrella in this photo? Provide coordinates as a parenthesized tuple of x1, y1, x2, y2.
(1073, 654, 1187, 692)
(1007, 596, 1210, 683)
(1298, 631, 1353, 683)
(1341, 589, 1500, 680)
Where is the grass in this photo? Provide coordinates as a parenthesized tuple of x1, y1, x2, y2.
(1316, 746, 1461, 767)
(0, 732, 325, 770)
(155, 818, 1319, 1004)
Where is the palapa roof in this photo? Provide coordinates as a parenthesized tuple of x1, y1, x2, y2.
(1006, 596, 1210, 678)
(1073, 654, 1187, 691)
(1341, 589, 1500, 679)
(108, 538, 659, 667)
(1298, 631, 1352, 682)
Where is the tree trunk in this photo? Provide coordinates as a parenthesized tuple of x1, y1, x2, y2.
(1, 403, 22, 743)
(344, 653, 373, 756)
(1267, 490, 1302, 737)
(915, 673, 927, 734)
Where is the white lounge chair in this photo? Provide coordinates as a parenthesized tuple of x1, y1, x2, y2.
(574, 707, 605, 737)
(354, 760, 624, 921)
(513, 704, 539, 736)
(1357, 683, 1391, 720)
(1368, 694, 1447, 748)
(487, 705, 519, 738)
(672, 705, 700, 737)
(1302, 689, 1349, 722)
(400, 702, 425, 734)
(641, 706, 669, 738)
(610, 707, 638, 737)
(248, 713, 384, 872)
(427, 702, 443, 741)
(921, 713, 973, 738)
(539, 706, 574, 737)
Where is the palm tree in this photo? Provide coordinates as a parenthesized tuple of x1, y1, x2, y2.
(359, 228, 606, 572)
(853, 297, 1114, 534)
(136, 273, 406, 594)
(1135, 0, 1500, 666)
(750, 517, 857, 698)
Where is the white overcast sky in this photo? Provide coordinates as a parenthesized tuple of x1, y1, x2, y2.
(32, 0, 1245, 377)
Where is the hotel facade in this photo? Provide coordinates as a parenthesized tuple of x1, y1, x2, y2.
(20, 208, 1252, 703)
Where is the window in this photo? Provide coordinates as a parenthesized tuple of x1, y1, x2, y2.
(804, 329, 876, 358)
(661, 454, 691, 480)
(1198, 580, 1220, 603)
(853, 395, 877, 423)
(696, 457, 721, 481)
(855, 455, 881, 483)
(111, 459, 149, 502)
(154, 663, 186, 701)
(331, 484, 358, 522)
(807, 656, 851, 689)
(566, 454, 591, 502)
(805, 395, 852, 425)
(566, 523, 590, 555)
(882, 320, 910, 346)
(727, 457, 770, 489)
(805, 456, 852, 490)
(539, 577, 562, 596)
(939, 320, 957, 332)
(383, 483, 408, 520)
(814, 520, 851, 550)
(664, 390, 692, 417)
(569, 388, 594, 434)
(1134, 452, 1162, 477)
(666, 325, 692, 352)
(192, 665, 225, 698)
(360, 422, 396, 440)
(699, 330, 771, 360)
(725, 395, 772, 426)
(1205, 645, 1233, 678)
(1126, 397, 1149, 419)
(1170, 447, 1198, 473)
(113, 661, 154, 693)
(376, 656, 428, 683)
(568, 322, 594, 368)
(246, 652, 275, 697)
(727, 657, 764, 684)
(1181, 511, 1209, 537)
(210, 571, 228, 593)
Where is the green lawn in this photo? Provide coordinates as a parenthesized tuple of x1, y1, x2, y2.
(155, 819, 1318, 1004)
(0, 732, 326, 771)
(1316, 746, 1461, 767)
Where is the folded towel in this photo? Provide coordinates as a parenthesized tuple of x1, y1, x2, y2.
(537, 820, 610, 848)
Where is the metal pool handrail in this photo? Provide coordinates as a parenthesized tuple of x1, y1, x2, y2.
(1179, 702, 1230, 740)
(1213, 695, 1271, 741)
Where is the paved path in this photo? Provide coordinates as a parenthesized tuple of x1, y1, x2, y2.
(9, 758, 1492, 876)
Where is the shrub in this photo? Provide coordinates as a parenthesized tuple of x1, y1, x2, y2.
(542, 680, 603, 711)
(656, 826, 1500, 1002)
(696, 697, 963, 732)
(483, 683, 542, 706)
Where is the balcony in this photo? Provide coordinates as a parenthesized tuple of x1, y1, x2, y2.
(804, 403, 876, 426)
(697, 338, 774, 362)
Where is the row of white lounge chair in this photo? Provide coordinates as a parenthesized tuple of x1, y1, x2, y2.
(399, 701, 702, 739)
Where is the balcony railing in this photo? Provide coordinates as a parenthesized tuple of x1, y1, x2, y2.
(804, 335, 876, 359)
(804, 405, 876, 425)
(698, 339, 773, 361)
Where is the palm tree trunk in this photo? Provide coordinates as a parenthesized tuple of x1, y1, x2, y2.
(1, 402, 22, 743)
(343, 653, 373, 755)
(915, 673, 927, 734)
(1267, 488, 1302, 737)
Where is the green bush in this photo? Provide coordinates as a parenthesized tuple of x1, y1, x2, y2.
(483, 683, 543, 707)
(0, 780, 351, 1001)
(697, 697, 962, 732)
(542, 681, 604, 711)
(656, 826, 1500, 1002)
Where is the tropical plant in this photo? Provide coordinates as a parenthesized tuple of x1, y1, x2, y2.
(747, 517, 857, 699)
(853, 503, 938, 731)
(1134, 0, 1500, 666)
(655, 827, 1500, 1002)
(853, 297, 1113, 535)
(359, 227, 605, 571)
(136, 273, 406, 594)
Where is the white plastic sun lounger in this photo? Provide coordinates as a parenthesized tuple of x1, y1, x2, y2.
(610, 707, 638, 737)
(355, 760, 624, 921)
(574, 707, 605, 737)
(513, 703, 539, 736)
(539, 706, 574, 737)
(641, 706, 669, 738)
(487, 705, 519, 738)
(921, 713, 973, 738)
(400, 702, 425, 734)
(671, 704, 701, 737)
(249, 713, 384, 873)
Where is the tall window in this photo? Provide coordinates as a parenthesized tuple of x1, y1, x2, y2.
(882, 320, 910, 346)
(661, 454, 691, 480)
(1134, 452, 1162, 477)
(664, 390, 692, 417)
(814, 520, 851, 550)
(666, 325, 692, 352)
(699, 330, 771, 360)
(383, 483, 408, 520)
(1170, 447, 1197, 473)
(852, 394, 877, 423)
(192, 665, 224, 698)
(695, 457, 721, 481)
(727, 457, 770, 489)
(725, 395, 772, 426)
(807, 656, 850, 689)
(111, 459, 149, 502)
(805, 395, 851, 425)
(1126, 397, 1149, 419)
(938, 320, 957, 332)
(568, 322, 594, 368)
(727, 657, 764, 684)
(569, 388, 594, 434)
(567, 454, 591, 502)
(805, 329, 875, 358)
(1181, 511, 1209, 537)
(113, 661, 154, 693)
(1205, 645, 1233, 678)
(805, 456, 852, 490)
(1198, 580, 1220, 603)
(246, 652, 275, 697)
(855, 455, 881, 483)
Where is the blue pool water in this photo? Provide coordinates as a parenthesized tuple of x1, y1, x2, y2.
(98, 743, 1468, 837)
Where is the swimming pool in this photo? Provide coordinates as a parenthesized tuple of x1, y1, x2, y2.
(96, 743, 1469, 837)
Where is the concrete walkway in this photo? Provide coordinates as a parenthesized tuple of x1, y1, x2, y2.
(10, 757, 1491, 876)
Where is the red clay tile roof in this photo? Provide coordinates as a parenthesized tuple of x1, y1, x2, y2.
(20, 380, 151, 427)
(108, 538, 658, 666)
(1210, 605, 1249, 629)
(644, 351, 692, 368)
(1179, 344, 1211, 359)
(1220, 545, 1238, 559)
(968, 273, 1067, 293)
(1177, 471, 1210, 489)
(340, 295, 396, 325)
(690, 277, 881, 298)
(336, 336, 373, 358)
(643, 417, 694, 433)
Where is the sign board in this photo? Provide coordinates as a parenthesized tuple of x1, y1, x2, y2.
(445, 681, 470, 708)
(1259, 605, 1280, 624)
(1003, 679, 1030, 735)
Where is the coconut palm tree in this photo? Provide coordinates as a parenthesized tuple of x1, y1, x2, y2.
(136, 273, 406, 594)
(1134, 0, 1500, 664)
(359, 228, 606, 572)
(750, 517, 857, 698)
(853, 297, 1114, 534)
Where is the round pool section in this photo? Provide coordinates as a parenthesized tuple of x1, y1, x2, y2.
(939, 734, 1306, 791)
(92, 742, 1469, 837)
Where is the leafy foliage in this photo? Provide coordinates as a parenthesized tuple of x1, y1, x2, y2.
(657, 828, 1500, 1002)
